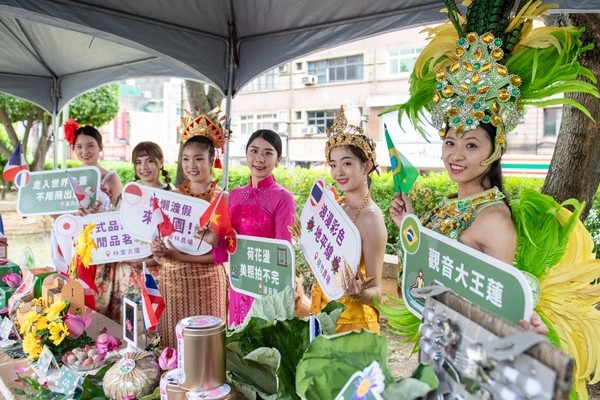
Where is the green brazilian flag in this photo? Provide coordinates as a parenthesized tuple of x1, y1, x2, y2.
(384, 124, 419, 194)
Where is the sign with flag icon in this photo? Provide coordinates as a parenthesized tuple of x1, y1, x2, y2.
(399, 214, 533, 324)
(17, 166, 100, 216)
(53, 212, 152, 265)
(119, 182, 212, 255)
(299, 178, 361, 300)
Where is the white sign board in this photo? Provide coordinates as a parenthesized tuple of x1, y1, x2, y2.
(119, 182, 212, 255)
(54, 212, 152, 266)
(299, 179, 361, 300)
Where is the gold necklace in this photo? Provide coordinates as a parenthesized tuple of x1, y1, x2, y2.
(339, 192, 371, 223)
(179, 179, 217, 201)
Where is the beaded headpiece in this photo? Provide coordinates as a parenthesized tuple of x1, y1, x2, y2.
(385, 0, 598, 166)
(178, 107, 227, 150)
(325, 105, 377, 166)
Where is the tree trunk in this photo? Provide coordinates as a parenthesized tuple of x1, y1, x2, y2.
(542, 14, 600, 220)
(31, 121, 52, 171)
(175, 81, 224, 185)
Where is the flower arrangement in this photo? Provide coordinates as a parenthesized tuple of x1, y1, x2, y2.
(18, 298, 93, 360)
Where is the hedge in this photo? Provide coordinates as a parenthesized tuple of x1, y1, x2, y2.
(42, 160, 600, 258)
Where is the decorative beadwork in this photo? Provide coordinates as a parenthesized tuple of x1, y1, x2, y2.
(178, 179, 218, 202)
(421, 187, 505, 240)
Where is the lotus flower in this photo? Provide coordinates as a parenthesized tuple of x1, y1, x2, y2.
(158, 347, 177, 371)
(95, 333, 122, 354)
(1, 273, 22, 288)
(64, 311, 91, 339)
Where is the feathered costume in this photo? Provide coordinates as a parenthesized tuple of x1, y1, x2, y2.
(376, 1, 600, 398)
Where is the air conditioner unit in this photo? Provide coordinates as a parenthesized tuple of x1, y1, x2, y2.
(302, 75, 317, 86)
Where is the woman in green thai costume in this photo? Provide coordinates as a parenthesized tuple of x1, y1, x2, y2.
(379, 0, 600, 398)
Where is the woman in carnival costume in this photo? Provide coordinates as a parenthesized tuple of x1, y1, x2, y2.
(379, 0, 600, 397)
(310, 104, 388, 334)
(151, 109, 228, 348)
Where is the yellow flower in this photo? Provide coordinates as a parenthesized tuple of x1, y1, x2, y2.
(48, 321, 69, 346)
(22, 332, 42, 360)
(45, 301, 67, 321)
(19, 310, 41, 334)
(34, 316, 49, 332)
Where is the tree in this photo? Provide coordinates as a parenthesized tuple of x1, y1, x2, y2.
(0, 84, 120, 173)
(542, 14, 600, 220)
(175, 81, 224, 185)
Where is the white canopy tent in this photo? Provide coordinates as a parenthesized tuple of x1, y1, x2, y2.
(0, 0, 599, 181)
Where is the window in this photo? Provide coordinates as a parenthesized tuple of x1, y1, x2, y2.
(242, 68, 279, 91)
(295, 62, 303, 71)
(307, 55, 363, 84)
(295, 111, 302, 120)
(240, 114, 277, 136)
(543, 108, 562, 137)
(388, 47, 424, 76)
(307, 110, 337, 133)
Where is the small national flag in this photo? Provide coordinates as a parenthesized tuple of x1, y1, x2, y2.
(50, 227, 70, 274)
(151, 196, 175, 237)
(141, 263, 165, 331)
(385, 124, 419, 194)
(0, 214, 4, 235)
(3, 144, 28, 182)
(66, 170, 91, 206)
(199, 191, 233, 237)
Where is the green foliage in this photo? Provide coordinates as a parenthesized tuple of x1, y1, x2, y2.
(68, 84, 120, 127)
(584, 209, 600, 259)
(0, 93, 44, 122)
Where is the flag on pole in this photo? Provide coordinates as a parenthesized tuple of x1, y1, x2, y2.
(141, 263, 165, 331)
(151, 196, 175, 237)
(3, 144, 28, 182)
(384, 124, 419, 194)
(66, 170, 91, 206)
(198, 191, 233, 237)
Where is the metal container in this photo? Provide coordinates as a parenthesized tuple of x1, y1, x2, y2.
(160, 369, 187, 400)
(176, 315, 226, 391)
(186, 383, 237, 400)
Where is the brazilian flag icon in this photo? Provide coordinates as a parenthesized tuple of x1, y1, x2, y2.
(401, 216, 421, 254)
(385, 124, 419, 194)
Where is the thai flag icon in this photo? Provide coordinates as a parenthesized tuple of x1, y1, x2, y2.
(309, 179, 325, 207)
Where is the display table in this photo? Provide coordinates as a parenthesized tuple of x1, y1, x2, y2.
(0, 310, 123, 399)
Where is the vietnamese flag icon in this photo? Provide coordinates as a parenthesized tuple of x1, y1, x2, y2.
(199, 191, 233, 237)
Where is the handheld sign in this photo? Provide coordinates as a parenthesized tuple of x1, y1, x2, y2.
(400, 214, 533, 324)
(17, 166, 100, 216)
(299, 179, 361, 300)
(120, 182, 211, 255)
(53, 212, 152, 266)
(229, 235, 295, 299)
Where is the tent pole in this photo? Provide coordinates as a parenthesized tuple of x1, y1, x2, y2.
(222, 9, 236, 192)
(51, 78, 60, 170)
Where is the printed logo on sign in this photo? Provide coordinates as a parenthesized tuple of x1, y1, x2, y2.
(309, 180, 325, 207)
(401, 215, 421, 255)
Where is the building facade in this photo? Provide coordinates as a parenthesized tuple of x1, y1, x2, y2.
(228, 26, 560, 175)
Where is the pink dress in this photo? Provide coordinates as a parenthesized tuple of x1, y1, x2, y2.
(215, 175, 295, 326)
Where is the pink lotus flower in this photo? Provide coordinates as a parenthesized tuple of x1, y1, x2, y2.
(1, 273, 22, 288)
(122, 396, 135, 400)
(64, 311, 91, 339)
(95, 333, 122, 354)
(158, 347, 177, 371)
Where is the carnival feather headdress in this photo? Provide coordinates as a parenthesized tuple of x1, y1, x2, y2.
(384, 0, 599, 165)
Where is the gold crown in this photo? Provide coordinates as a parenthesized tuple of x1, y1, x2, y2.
(178, 107, 227, 149)
(325, 105, 377, 163)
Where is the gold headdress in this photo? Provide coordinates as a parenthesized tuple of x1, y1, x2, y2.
(385, 0, 598, 166)
(178, 107, 227, 149)
(325, 105, 377, 165)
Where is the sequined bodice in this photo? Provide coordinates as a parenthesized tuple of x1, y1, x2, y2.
(230, 204, 275, 237)
(421, 187, 505, 240)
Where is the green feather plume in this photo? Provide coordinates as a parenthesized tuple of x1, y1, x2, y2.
(510, 189, 583, 278)
(374, 295, 421, 348)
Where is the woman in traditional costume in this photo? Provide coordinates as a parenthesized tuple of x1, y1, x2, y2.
(105, 142, 172, 322)
(63, 121, 123, 315)
(309, 105, 388, 334)
(151, 109, 228, 348)
(379, 1, 600, 397)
